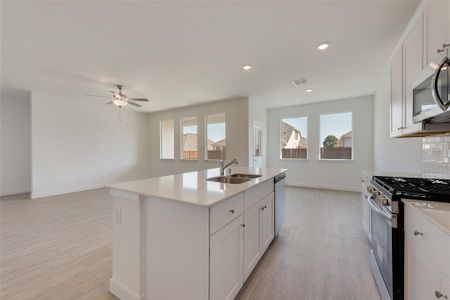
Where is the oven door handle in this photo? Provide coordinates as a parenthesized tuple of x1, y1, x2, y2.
(367, 195, 392, 221)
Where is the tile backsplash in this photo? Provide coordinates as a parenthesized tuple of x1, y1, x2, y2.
(423, 136, 450, 178)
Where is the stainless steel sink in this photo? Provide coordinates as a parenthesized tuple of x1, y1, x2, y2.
(229, 173, 262, 179)
(206, 176, 251, 184)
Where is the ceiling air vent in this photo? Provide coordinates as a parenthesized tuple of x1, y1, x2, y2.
(293, 78, 308, 86)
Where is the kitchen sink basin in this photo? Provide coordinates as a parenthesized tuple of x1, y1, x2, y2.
(229, 173, 262, 179)
(206, 176, 251, 184)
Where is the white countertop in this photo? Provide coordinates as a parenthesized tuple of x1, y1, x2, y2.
(107, 167, 287, 207)
(402, 199, 450, 236)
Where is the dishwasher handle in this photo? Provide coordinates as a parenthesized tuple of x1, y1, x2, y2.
(274, 173, 286, 184)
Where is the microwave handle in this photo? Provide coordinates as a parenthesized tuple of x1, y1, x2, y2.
(431, 56, 450, 111)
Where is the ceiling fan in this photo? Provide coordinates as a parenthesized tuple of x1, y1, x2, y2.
(87, 85, 149, 108)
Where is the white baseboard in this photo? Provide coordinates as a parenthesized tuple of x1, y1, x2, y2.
(31, 184, 105, 199)
(109, 278, 143, 300)
(286, 182, 361, 193)
(0, 189, 31, 197)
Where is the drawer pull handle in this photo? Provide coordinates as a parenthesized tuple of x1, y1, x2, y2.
(229, 209, 235, 214)
(437, 48, 445, 53)
(442, 43, 450, 48)
(261, 207, 265, 211)
(241, 224, 245, 228)
(414, 230, 423, 236)
(435, 290, 448, 299)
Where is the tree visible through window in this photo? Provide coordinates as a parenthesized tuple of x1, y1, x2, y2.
(320, 112, 352, 160)
(280, 117, 308, 159)
(206, 113, 226, 160)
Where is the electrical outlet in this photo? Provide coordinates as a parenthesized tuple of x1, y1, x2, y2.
(114, 208, 122, 224)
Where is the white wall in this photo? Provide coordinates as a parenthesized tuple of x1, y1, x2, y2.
(267, 95, 374, 191)
(373, 78, 423, 173)
(0, 89, 32, 196)
(148, 98, 249, 177)
(31, 92, 150, 198)
(248, 98, 268, 168)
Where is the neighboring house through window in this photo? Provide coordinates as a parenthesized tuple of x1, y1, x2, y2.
(206, 113, 226, 160)
(280, 117, 308, 159)
(181, 117, 198, 160)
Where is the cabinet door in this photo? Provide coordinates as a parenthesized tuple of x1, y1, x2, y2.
(405, 239, 442, 300)
(261, 193, 274, 251)
(424, 0, 448, 67)
(210, 215, 244, 300)
(390, 47, 404, 137)
(243, 202, 262, 280)
(403, 16, 424, 133)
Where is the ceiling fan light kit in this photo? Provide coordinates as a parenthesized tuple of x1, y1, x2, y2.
(89, 84, 149, 108)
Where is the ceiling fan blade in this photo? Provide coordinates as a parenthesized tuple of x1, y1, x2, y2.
(128, 101, 142, 107)
(105, 101, 113, 105)
(87, 94, 111, 99)
(130, 98, 149, 102)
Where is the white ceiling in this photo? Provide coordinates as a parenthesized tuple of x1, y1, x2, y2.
(1, 1, 419, 112)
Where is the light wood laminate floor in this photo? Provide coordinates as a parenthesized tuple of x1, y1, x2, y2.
(1, 187, 380, 300)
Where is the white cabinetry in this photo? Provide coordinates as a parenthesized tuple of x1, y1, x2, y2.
(210, 216, 244, 300)
(404, 202, 450, 300)
(261, 193, 274, 251)
(243, 202, 262, 280)
(389, 1, 450, 137)
(390, 47, 404, 137)
(210, 183, 275, 300)
(424, 0, 449, 68)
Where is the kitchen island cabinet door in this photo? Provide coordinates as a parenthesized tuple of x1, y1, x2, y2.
(244, 202, 262, 280)
(261, 193, 274, 251)
(210, 215, 244, 300)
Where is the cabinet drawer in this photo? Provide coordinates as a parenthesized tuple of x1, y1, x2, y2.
(210, 193, 244, 234)
(244, 180, 273, 210)
(404, 204, 450, 277)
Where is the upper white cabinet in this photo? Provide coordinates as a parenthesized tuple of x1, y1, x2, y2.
(403, 16, 424, 135)
(390, 0, 450, 138)
(424, 0, 449, 68)
(391, 46, 405, 137)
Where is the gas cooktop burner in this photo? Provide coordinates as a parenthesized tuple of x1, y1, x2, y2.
(372, 176, 450, 202)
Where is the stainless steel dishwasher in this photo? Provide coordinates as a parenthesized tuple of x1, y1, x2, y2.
(274, 172, 286, 235)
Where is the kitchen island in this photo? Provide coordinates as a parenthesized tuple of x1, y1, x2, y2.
(107, 167, 286, 300)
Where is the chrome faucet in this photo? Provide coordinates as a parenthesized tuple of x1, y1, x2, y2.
(220, 158, 239, 176)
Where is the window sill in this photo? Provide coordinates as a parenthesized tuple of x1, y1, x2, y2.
(317, 158, 354, 162)
(279, 158, 308, 161)
(180, 158, 198, 161)
(160, 158, 175, 160)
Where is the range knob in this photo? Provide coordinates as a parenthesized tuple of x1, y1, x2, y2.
(379, 198, 389, 206)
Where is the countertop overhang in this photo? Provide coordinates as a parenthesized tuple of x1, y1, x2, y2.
(107, 167, 287, 207)
(402, 199, 450, 236)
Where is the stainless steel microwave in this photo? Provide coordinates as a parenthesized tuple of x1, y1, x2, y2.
(413, 56, 450, 123)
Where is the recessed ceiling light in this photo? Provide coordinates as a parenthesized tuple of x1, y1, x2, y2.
(306, 89, 313, 93)
(317, 43, 329, 50)
(242, 65, 252, 71)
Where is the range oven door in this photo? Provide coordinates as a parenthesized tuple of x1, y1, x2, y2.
(368, 195, 398, 300)
(413, 56, 450, 122)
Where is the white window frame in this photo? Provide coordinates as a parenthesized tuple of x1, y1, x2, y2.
(180, 117, 198, 160)
(318, 111, 354, 161)
(159, 119, 175, 160)
(279, 116, 308, 160)
(205, 113, 226, 161)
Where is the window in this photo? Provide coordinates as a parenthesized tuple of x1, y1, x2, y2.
(280, 117, 308, 159)
(181, 117, 198, 160)
(160, 120, 174, 159)
(206, 113, 226, 160)
(320, 112, 352, 160)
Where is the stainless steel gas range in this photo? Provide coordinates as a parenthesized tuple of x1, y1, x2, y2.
(365, 176, 450, 300)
